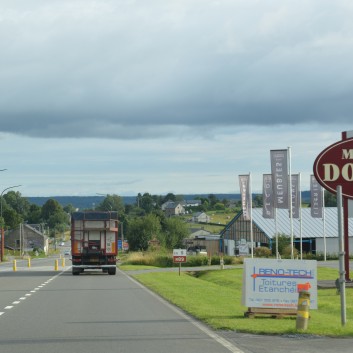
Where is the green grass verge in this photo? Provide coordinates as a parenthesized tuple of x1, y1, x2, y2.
(119, 264, 160, 271)
(132, 267, 353, 336)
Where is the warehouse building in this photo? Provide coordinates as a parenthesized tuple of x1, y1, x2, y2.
(220, 208, 353, 256)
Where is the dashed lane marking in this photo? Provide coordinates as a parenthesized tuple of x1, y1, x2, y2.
(1, 267, 69, 317)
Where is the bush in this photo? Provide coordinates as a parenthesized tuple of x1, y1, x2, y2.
(185, 255, 208, 266)
(124, 252, 173, 267)
(123, 251, 244, 268)
(282, 245, 299, 259)
(254, 246, 272, 258)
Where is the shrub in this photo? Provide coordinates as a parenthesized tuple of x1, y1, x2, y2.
(123, 251, 244, 268)
(282, 245, 299, 259)
(254, 246, 272, 258)
(185, 255, 208, 267)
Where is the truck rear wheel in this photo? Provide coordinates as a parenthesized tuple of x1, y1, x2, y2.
(108, 267, 116, 275)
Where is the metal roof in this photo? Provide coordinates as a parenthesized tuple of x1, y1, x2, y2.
(251, 207, 353, 239)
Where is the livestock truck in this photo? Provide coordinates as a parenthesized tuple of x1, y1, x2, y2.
(71, 211, 118, 275)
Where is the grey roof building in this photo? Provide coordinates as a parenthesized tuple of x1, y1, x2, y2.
(221, 208, 353, 255)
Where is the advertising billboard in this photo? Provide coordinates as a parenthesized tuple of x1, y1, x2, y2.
(242, 258, 318, 309)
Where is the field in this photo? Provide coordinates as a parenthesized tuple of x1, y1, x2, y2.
(128, 266, 353, 336)
(183, 210, 237, 234)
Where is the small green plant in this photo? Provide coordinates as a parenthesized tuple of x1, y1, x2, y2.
(122, 252, 243, 268)
(282, 245, 299, 258)
(254, 246, 272, 258)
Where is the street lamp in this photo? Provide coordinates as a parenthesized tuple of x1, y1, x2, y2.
(1, 185, 22, 262)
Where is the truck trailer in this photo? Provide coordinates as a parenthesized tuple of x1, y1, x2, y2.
(71, 211, 118, 275)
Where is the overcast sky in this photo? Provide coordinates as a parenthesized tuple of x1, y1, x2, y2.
(0, 0, 352, 197)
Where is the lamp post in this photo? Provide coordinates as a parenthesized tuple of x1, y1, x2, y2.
(1, 185, 22, 262)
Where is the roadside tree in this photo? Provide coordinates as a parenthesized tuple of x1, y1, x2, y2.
(127, 214, 161, 251)
(159, 217, 189, 249)
(97, 194, 124, 213)
(3, 208, 23, 229)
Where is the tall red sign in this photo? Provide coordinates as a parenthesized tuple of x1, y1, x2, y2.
(313, 138, 353, 199)
(313, 133, 353, 280)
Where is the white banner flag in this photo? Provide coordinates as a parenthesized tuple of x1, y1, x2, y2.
(311, 175, 323, 218)
(263, 174, 274, 219)
(239, 174, 250, 220)
(291, 174, 300, 219)
(270, 149, 289, 209)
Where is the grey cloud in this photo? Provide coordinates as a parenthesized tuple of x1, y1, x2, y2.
(1, 1, 353, 139)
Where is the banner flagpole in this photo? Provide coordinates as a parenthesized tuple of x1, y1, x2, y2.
(299, 172, 303, 260)
(249, 172, 254, 258)
(275, 208, 278, 258)
(288, 146, 294, 259)
(270, 149, 289, 259)
(239, 173, 252, 257)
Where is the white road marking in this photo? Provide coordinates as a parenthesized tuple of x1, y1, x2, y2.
(0, 267, 70, 319)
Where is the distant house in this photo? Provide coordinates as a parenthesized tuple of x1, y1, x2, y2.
(164, 202, 185, 217)
(161, 200, 174, 211)
(192, 212, 210, 223)
(5, 224, 49, 254)
(182, 200, 202, 207)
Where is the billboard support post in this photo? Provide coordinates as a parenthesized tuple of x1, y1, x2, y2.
(337, 185, 347, 326)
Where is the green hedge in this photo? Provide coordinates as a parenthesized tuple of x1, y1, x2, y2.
(124, 252, 241, 267)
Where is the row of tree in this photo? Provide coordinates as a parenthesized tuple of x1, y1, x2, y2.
(1, 190, 336, 252)
(0, 191, 74, 236)
(0, 192, 196, 251)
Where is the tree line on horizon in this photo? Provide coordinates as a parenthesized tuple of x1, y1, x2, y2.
(1, 190, 337, 252)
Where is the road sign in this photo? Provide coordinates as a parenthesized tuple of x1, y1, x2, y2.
(173, 249, 187, 263)
(314, 131, 353, 282)
(313, 137, 353, 199)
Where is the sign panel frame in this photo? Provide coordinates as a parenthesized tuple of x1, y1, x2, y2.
(242, 258, 318, 310)
(173, 249, 187, 263)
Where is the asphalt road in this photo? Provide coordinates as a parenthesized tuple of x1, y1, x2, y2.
(0, 260, 241, 353)
(1, 259, 353, 353)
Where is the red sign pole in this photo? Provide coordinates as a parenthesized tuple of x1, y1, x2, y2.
(341, 131, 350, 281)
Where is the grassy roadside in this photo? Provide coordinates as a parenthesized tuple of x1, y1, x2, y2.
(131, 267, 353, 336)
